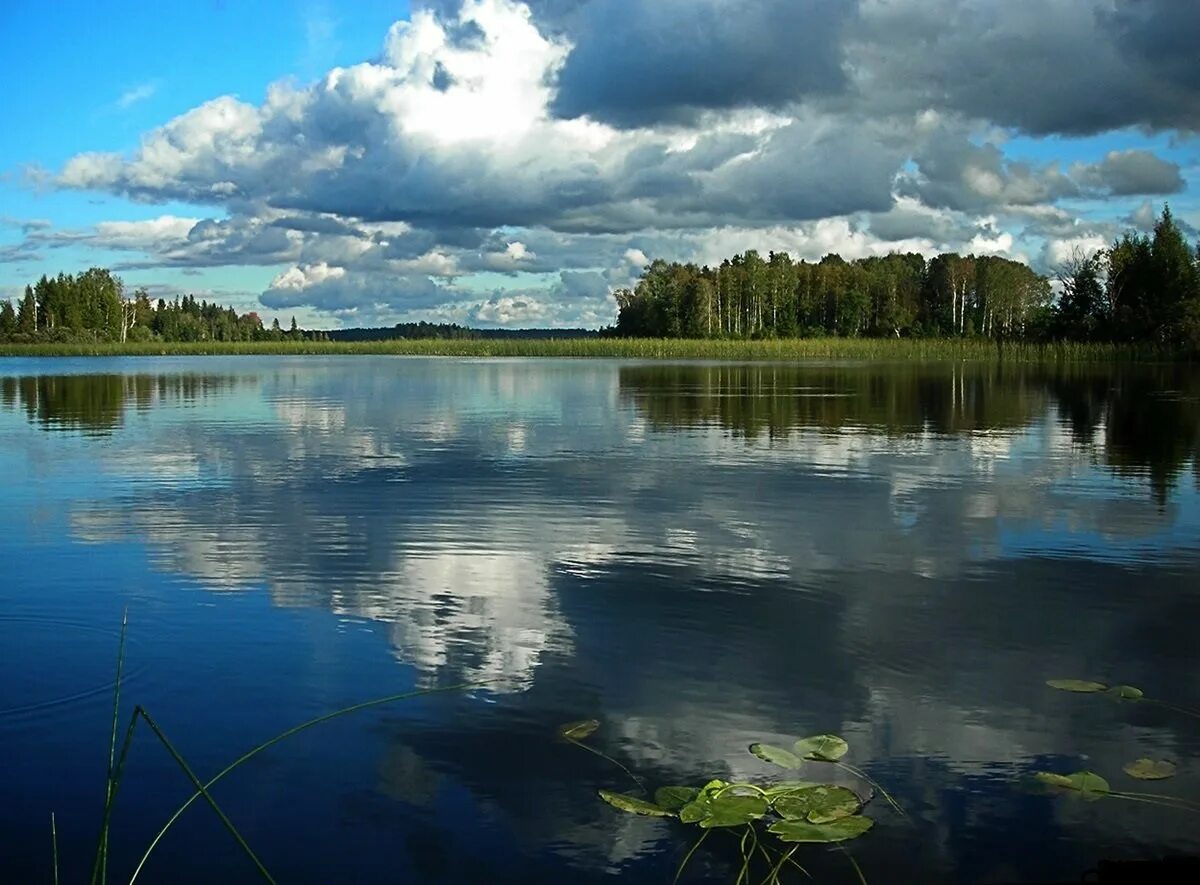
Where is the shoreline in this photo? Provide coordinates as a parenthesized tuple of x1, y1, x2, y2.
(0, 338, 1190, 362)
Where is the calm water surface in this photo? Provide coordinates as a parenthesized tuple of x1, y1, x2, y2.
(1, 356, 1199, 884)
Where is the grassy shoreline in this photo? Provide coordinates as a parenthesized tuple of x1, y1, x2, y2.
(0, 338, 1190, 362)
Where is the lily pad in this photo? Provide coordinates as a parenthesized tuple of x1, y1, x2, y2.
(679, 780, 729, 823)
(1123, 758, 1176, 781)
(697, 794, 769, 828)
(1046, 679, 1107, 693)
(1033, 772, 1075, 789)
(1108, 685, 1144, 701)
(762, 781, 821, 800)
(598, 790, 673, 817)
(750, 743, 804, 769)
(774, 785, 861, 824)
(654, 786, 700, 812)
(558, 719, 599, 740)
(1034, 771, 1110, 801)
(794, 734, 849, 762)
(768, 815, 874, 843)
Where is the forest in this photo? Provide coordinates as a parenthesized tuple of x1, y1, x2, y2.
(0, 268, 321, 344)
(611, 207, 1200, 347)
(1, 208, 1197, 349)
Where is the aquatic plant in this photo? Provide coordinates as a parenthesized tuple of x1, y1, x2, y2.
(1046, 677, 1200, 720)
(566, 723, 904, 883)
(1036, 678, 1200, 818)
(65, 614, 482, 885)
(1032, 770, 1200, 814)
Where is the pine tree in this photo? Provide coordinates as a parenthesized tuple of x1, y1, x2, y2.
(0, 300, 16, 340)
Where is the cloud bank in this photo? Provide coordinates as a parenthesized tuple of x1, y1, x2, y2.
(17, 0, 1199, 325)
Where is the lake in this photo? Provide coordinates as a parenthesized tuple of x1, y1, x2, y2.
(1, 356, 1198, 884)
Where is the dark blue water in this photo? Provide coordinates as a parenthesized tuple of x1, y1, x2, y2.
(1, 356, 1198, 884)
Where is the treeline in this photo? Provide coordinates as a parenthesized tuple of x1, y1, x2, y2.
(0, 268, 327, 344)
(611, 207, 1200, 347)
(327, 324, 599, 341)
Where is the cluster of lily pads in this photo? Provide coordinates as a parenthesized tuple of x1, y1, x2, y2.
(1034, 679, 1199, 815)
(561, 721, 900, 882)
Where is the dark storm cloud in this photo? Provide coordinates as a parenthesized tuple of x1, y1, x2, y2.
(1107, 0, 1200, 95)
(848, 0, 1200, 135)
(545, 0, 855, 127)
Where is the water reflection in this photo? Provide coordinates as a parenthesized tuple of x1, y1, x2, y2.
(2, 358, 1199, 883)
(0, 372, 250, 434)
(620, 362, 1200, 502)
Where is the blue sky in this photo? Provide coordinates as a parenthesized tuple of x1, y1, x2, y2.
(1, 1, 409, 321)
(2, 0, 1197, 328)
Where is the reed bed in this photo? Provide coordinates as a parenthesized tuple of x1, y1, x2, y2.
(0, 338, 1185, 362)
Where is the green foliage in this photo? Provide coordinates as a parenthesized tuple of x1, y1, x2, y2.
(1046, 679, 1108, 693)
(1035, 770, 1111, 800)
(557, 719, 599, 740)
(773, 786, 861, 824)
(749, 743, 804, 769)
(1123, 759, 1176, 781)
(768, 816, 875, 844)
(794, 734, 850, 762)
(614, 248, 1052, 341)
(607, 206, 1199, 352)
(654, 786, 700, 812)
(0, 270, 324, 346)
(695, 794, 770, 829)
(1108, 685, 1144, 700)
(1037, 676, 1200, 820)
(598, 790, 675, 817)
(73, 616, 484, 885)
(580, 732, 894, 883)
(0, 337, 1177, 360)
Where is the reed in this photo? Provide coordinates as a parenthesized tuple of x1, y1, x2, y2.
(76, 616, 483, 884)
(0, 338, 1185, 361)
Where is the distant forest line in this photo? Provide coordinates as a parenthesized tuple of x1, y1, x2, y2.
(1, 207, 1196, 353)
(611, 207, 1200, 349)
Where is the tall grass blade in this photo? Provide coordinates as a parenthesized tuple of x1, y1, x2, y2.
(135, 707, 275, 883)
(673, 828, 710, 885)
(840, 847, 868, 885)
(566, 737, 646, 793)
(760, 845, 805, 885)
(51, 812, 59, 885)
(90, 607, 128, 885)
(735, 826, 753, 885)
(128, 682, 482, 884)
(1144, 698, 1200, 721)
(834, 761, 905, 818)
(1108, 790, 1200, 813)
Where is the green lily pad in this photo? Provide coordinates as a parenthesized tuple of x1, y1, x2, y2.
(774, 785, 861, 824)
(762, 781, 821, 800)
(1034, 771, 1110, 801)
(1108, 685, 1144, 700)
(1123, 758, 1176, 781)
(1046, 679, 1107, 693)
(598, 790, 673, 817)
(768, 815, 874, 843)
(558, 719, 599, 740)
(750, 743, 804, 769)
(1033, 772, 1075, 789)
(679, 780, 729, 823)
(697, 794, 768, 828)
(654, 786, 700, 812)
(794, 734, 849, 762)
